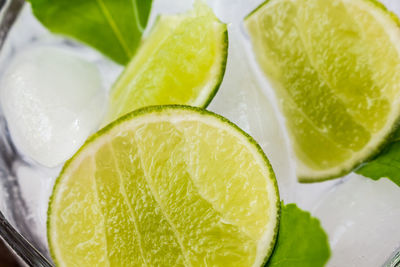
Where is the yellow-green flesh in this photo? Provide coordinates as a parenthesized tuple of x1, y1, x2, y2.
(49, 106, 279, 267)
(106, 3, 227, 123)
(246, 0, 400, 181)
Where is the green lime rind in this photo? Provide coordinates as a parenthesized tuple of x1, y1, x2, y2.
(48, 105, 280, 266)
(246, 0, 400, 183)
(299, 118, 400, 182)
(365, 0, 400, 27)
(263, 199, 281, 267)
(299, 120, 400, 183)
(244, 0, 272, 21)
(201, 26, 228, 109)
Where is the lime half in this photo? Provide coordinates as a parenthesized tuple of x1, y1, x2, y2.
(48, 106, 280, 266)
(245, 0, 400, 181)
(105, 2, 228, 123)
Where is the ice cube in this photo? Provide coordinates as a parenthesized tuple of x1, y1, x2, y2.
(211, 0, 263, 24)
(15, 162, 59, 245)
(0, 46, 107, 167)
(209, 23, 296, 200)
(312, 174, 400, 267)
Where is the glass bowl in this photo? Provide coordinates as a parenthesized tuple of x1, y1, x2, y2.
(0, 0, 399, 266)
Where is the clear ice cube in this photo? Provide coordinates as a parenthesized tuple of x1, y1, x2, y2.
(0, 46, 107, 167)
(312, 174, 400, 266)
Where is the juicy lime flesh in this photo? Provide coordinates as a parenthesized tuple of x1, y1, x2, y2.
(106, 3, 227, 123)
(49, 107, 279, 266)
(246, 0, 400, 180)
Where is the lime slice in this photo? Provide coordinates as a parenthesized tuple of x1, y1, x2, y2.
(245, 0, 400, 181)
(105, 2, 228, 123)
(48, 106, 280, 266)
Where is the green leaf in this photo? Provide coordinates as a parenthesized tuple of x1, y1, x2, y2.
(266, 203, 330, 267)
(27, 0, 153, 65)
(356, 141, 400, 187)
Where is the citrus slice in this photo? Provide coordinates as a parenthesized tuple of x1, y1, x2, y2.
(105, 2, 228, 123)
(245, 0, 400, 182)
(48, 105, 280, 266)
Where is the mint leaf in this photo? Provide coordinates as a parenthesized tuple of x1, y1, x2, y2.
(356, 141, 400, 187)
(28, 0, 152, 65)
(266, 204, 330, 267)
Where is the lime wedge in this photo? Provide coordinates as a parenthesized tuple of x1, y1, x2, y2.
(105, 2, 228, 123)
(48, 106, 280, 266)
(245, 0, 400, 182)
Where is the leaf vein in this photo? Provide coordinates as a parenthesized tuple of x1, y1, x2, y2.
(95, 0, 132, 59)
(131, 0, 144, 32)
